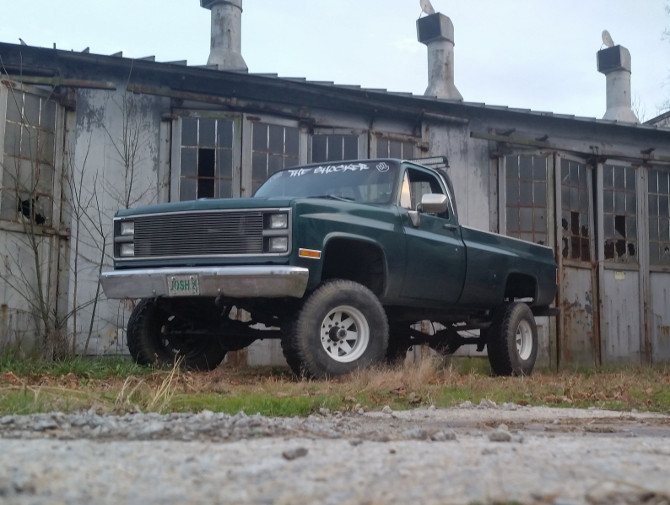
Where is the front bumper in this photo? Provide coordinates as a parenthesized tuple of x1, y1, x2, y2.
(100, 265, 309, 299)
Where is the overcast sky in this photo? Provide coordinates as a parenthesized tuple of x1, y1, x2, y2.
(2, 1, 668, 121)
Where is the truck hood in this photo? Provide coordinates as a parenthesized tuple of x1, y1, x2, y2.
(115, 197, 296, 217)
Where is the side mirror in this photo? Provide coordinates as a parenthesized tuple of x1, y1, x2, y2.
(419, 193, 448, 214)
(408, 193, 448, 227)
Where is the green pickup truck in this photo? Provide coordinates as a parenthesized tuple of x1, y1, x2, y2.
(101, 159, 557, 378)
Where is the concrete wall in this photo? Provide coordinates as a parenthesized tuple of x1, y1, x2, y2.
(64, 87, 166, 355)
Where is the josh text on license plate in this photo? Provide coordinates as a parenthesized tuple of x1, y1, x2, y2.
(167, 274, 200, 296)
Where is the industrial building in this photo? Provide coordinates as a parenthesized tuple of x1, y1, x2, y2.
(0, 1, 669, 368)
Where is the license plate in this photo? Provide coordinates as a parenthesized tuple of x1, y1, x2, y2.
(167, 274, 200, 296)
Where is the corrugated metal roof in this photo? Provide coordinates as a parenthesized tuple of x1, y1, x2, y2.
(1, 41, 669, 135)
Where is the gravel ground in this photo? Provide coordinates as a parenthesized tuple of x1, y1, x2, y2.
(1, 401, 670, 504)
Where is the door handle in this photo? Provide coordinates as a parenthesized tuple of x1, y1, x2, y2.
(443, 223, 458, 232)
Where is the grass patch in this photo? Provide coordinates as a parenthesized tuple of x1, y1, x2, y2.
(1, 355, 669, 416)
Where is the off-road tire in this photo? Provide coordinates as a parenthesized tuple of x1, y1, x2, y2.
(486, 302, 538, 376)
(126, 298, 227, 371)
(282, 279, 389, 379)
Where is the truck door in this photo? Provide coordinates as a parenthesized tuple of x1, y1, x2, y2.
(399, 166, 466, 304)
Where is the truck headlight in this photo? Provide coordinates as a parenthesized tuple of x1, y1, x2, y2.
(268, 236, 288, 253)
(267, 213, 288, 229)
(120, 221, 134, 236)
(119, 243, 135, 257)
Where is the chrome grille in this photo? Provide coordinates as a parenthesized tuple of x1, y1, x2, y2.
(133, 211, 264, 257)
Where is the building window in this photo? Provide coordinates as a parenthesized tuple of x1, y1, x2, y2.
(179, 117, 234, 200)
(251, 123, 299, 193)
(505, 154, 548, 245)
(311, 134, 359, 162)
(602, 164, 637, 262)
(1, 88, 57, 226)
(648, 167, 670, 266)
(560, 159, 591, 261)
(375, 137, 416, 159)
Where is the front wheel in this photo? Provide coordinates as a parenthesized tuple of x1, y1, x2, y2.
(126, 299, 227, 371)
(282, 280, 389, 379)
(486, 302, 538, 376)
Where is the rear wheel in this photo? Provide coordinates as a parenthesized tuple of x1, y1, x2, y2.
(486, 302, 538, 376)
(282, 280, 388, 379)
(126, 299, 227, 371)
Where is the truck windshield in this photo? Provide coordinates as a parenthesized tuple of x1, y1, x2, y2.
(254, 161, 398, 204)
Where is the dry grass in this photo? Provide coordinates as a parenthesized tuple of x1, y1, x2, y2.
(1, 355, 670, 416)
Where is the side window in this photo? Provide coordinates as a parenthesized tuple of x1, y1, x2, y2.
(1, 86, 58, 227)
(400, 172, 412, 208)
(403, 168, 448, 217)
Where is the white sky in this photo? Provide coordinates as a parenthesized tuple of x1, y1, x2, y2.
(2, 0, 668, 121)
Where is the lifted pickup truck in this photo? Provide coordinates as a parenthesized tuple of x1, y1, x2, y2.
(101, 159, 557, 378)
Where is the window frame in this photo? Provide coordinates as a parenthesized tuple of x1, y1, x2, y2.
(309, 127, 368, 163)
(600, 162, 639, 265)
(647, 166, 670, 268)
(170, 111, 242, 201)
(558, 156, 595, 265)
(500, 152, 551, 246)
(0, 81, 64, 232)
(242, 114, 307, 197)
(370, 132, 421, 160)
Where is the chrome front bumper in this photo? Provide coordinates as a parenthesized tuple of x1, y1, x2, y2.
(100, 266, 309, 299)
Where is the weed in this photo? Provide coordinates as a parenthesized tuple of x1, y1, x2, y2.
(1, 356, 670, 416)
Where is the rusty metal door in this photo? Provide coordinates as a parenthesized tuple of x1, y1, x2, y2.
(647, 166, 670, 363)
(556, 155, 599, 366)
(597, 163, 643, 364)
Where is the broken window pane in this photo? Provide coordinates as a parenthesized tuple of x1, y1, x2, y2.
(560, 159, 592, 262)
(603, 164, 637, 264)
(2, 89, 58, 226)
(180, 117, 236, 200)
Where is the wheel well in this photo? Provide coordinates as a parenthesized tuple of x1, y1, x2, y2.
(321, 239, 385, 296)
(504, 273, 537, 302)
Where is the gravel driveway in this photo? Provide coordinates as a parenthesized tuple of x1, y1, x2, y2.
(2, 401, 670, 504)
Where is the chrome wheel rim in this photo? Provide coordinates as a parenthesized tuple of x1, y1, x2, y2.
(320, 305, 369, 363)
(515, 319, 533, 361)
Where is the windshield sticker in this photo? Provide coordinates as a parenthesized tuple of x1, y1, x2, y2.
(287, 163, 372, 177)
(376, 162, 390, 173)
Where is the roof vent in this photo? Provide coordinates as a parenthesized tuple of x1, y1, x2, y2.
(597, 38, 638, 123)
(417, 12, 462, 101)
(201, 0, 247, 71)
